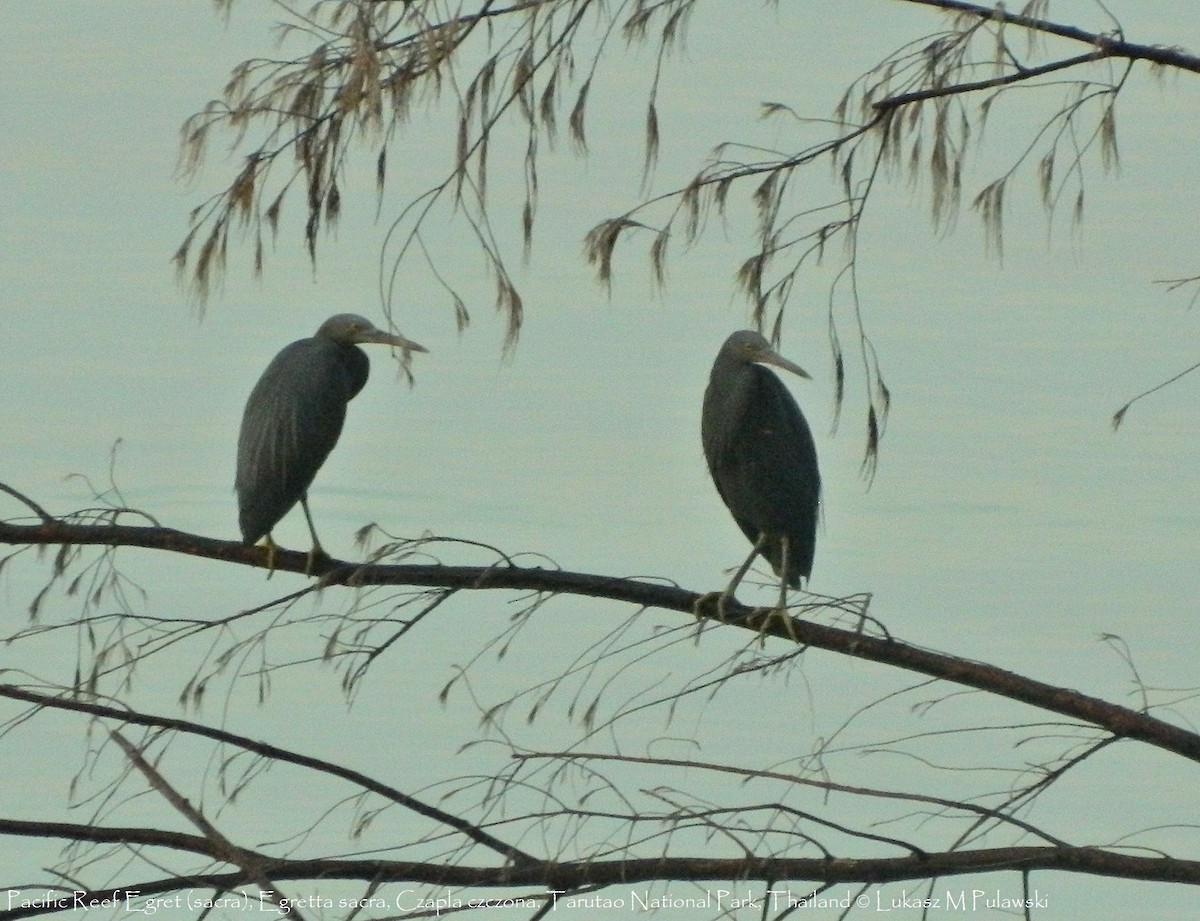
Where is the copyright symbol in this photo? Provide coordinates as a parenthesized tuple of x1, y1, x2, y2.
(856, 894, 871, 908)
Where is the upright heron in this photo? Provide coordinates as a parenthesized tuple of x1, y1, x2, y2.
(236, 313, 427, 571)
(702, 329, 820, 613)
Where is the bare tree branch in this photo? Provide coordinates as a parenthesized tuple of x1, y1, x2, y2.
(3, 846, 1200, 921)
(3, 512, 1200, 766)
(899, 0, 1200, 73)
(0, 685, 534, 866)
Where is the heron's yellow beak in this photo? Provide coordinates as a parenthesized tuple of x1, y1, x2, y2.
(756, 349, 810, 380)
(361, 328, 428, 353)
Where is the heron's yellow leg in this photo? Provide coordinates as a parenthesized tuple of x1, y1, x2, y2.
(770, 535, 800, 643)
(299, 495, 328, 576)
(693, 536, 766, 623)
(261, 533, 280, 579)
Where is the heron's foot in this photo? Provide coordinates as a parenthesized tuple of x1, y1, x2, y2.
(258, 534, 280, 580)
(693, 590, 737, 623)
(758, 603, 801, 644)
(304, 543, 331, 577)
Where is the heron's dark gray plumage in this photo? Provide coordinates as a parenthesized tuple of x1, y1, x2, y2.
(236, 313, 426, 559)
(702, 330, 820, 590)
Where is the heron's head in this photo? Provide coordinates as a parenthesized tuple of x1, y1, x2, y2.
(316, 314, 428, 353)
(722, 330, 810, 379)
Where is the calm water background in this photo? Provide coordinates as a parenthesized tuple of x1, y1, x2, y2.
(3, 3, 1200, 917)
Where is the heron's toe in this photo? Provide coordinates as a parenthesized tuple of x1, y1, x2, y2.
(304, 543, 331, 576)
(756, 604, 802, 644)
(693, 590, 740, 622)
(254, 534, 281, 580)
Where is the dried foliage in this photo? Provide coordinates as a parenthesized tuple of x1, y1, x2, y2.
(580, 0, 1189, 474)
(177, 1, 1200, 463)
(178, 0, 698, 357)
(6, 482, 1200, 906)
(7, 1, 1198, 906)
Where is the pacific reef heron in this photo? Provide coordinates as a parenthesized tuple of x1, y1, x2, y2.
(702, 329, 820, 613)
(236, 313, 427, 571)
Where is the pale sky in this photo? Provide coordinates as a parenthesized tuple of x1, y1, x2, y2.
(3, 3, 1200, 917)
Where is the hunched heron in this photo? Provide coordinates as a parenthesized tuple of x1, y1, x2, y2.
(236, 313, 427, 571)
(702, 330, 820, 614)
